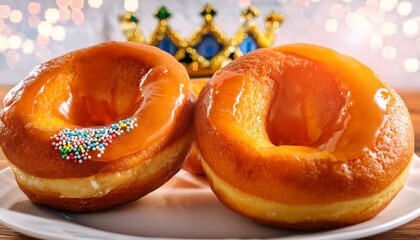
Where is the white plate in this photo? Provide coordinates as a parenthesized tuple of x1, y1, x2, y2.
(1, 155, 420, 240)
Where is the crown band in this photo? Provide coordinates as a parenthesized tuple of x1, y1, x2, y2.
(119, 4, 285, 77)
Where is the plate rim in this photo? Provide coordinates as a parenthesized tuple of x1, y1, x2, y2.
(0, 155, 419, 240)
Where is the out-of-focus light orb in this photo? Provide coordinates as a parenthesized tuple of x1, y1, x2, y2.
(404, 58, 419, 73)
(379, 0, 398, 12)
(325, 18, 339, 33)
(0, 5, 11, 19)
(310, 0, 320, 2)
(28, 2, 41, 15)
(403, 19, 419, 37)
(37, 21, 53, 36)
(71, 10, 84, 25)
(397, 1, 412, 16)
(0, 36, 8, 52)
(56, 0, 71, 8)
(71, 0, 84, 10)
(9, 10, 23, 23)
(8, 35, 22, 50)
(124, 0, 139, 12)
(329, 4, 346, 19)
(369, 34, 383, 51)
(342, 0, 352, 3)
(88, 0, 103, 8)
(0, 19, 4, 30)
(6, 50, 20, 66)
(0, 24, 11, 36)
(51, 25, 66, 41)
(45, 8, 60, 24)
(36, 34, 50, 48)
(346, 12, 372, 37)
(59, 7, 71, 21)
(382, 46, 397, 60)
(22, 39, 34, 54)
(28, 15, 40, 28)
(381, 22, 397, 37)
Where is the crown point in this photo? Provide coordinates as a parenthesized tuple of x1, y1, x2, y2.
(119, 12, 139, 24)
(265, 12, 285, 27)
(155, 6, 171, 20)
(242, 5, 260, 20)
(200, 4, 217, 22)
(129, 13, 139, 23)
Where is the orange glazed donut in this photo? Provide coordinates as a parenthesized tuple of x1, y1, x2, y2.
(183, 79, 207, 175)
(0, 42, 195, 212)
(195, 44, 414, 229)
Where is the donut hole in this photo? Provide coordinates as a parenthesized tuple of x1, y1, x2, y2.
(54, 57, 148, 127)
(266, 57, 347, 148)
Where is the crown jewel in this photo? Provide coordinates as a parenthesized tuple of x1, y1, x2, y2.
(119, 4, 285, 77)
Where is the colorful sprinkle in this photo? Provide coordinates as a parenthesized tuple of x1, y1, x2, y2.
(50, 118, 138, 163)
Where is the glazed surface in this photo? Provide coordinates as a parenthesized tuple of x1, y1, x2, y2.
(0, 42, 194, 178)
(195, 44, 414, 205)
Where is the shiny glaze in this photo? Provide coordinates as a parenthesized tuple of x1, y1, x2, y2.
(0, 42, 192, 163)
(206, 44, 389, 160)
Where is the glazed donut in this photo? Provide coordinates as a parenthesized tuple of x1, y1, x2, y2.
(183, 79, 207, 175)
(195, 44, 414, 229)
(0, 42, 195, 212)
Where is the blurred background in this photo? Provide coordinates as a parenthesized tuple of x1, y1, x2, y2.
(0, 0, 419, 90)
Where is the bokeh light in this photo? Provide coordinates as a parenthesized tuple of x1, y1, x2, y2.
(404, 58, 419, 73)
(28, 2, 41, 15)
(403, 19, 419, 38)
(124, 0, 139, 12)
(381, 22, 397, 37)
(325, 18, 338, 33)
(28, 15, 41, 28)
(397, 1, 412, 16)
(0, 5, 11, 19)
(51, 25, 66, 41)
(9, 10, 23, 23)
(382, 46, 397, 60)
(37, 21, 53, 36)
(71, 10, 84, 25)
(346, 12, 372, 38)
(88, 0, 103, 8)
(56, 0, 71, 8)
(36, 34, 50, 48)
(22, 39, 34, 54)
(379, 0, 398, 12)
(8, 35, 22, 50)
(59, 7, 71, 21)
(45, 8, 60, 23)
(71, 0, 84, 10)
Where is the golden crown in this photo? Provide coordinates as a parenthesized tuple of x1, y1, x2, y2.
(119, 4, 285, 77)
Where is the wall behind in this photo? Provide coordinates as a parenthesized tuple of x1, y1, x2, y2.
(0, 0, 419, 90)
